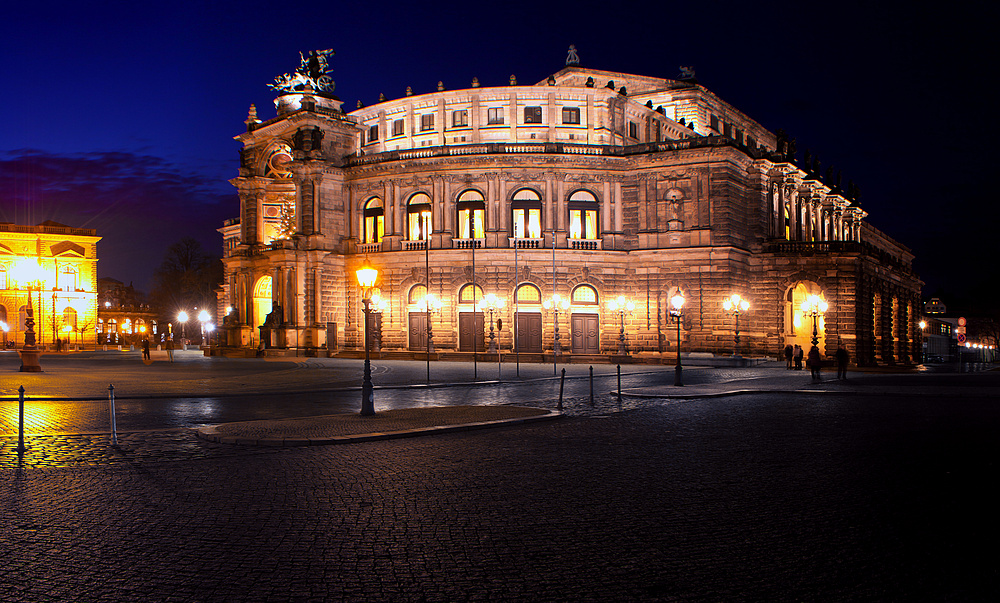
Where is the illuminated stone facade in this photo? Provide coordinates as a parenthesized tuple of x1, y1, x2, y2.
(0, 222, 100, 350)
(220, 63, 922, 365)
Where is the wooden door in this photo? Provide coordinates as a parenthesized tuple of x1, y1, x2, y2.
(571, 314, 599, 354)
(408, 312, 427, 351)
(514, 312, 542, 353)
(459, 312, 485, 352)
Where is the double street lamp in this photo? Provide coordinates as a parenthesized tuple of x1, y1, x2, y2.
(356, 260, 379, 416)
(669, 293, 686, 386)
(722, 293, 750, 358)
(607, 296, 635, 356)
(543, 294, 570, 375)
(476, 293, 506, 354)
(177, 311, 189, 341)
(801, 294, 829, 348)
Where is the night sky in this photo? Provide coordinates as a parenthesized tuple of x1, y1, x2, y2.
(2, 1, 997, 312)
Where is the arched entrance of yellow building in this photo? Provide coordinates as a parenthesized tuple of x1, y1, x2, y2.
(253, 276, 273, 333)
(783, 281, 827, 353)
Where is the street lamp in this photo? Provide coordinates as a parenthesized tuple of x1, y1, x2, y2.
(543, 294, 570, 375)
(476, 293, 506, 354)
(417, 292, 441, 383)
(356, 260, 379, 416)
(198, 309, 211, 345)
(919, 320, 927, 363)
(800, 294, 829, 348)
(722, 293, 750, 358)
(670, 293, 686, 386)
(177, 310, 189, 341)
(607, 296, 635, 356)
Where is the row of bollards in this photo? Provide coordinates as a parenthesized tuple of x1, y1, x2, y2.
(556, 365, 623, 412)
(11, 384, 119, 456)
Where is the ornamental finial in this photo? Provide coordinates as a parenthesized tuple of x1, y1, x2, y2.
(566, 44, 580, 65)
(269, 49, 336, 94)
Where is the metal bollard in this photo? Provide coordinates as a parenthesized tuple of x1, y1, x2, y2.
(558, 368, 566, 411)
(108, 384, 118, 446)
(589, 366, 594, 406)
(17, 385, 27, 455)
(617, 364, 622, 411)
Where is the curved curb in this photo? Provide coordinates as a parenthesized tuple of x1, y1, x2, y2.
(195, 408, 563, 447)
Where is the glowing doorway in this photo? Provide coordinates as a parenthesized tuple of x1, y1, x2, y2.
(253, 276, 273, 330)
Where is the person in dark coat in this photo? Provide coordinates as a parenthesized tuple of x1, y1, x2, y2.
(808, 345, 822, 381)
(142, 338, 150, 360)
(784, 344, 793, 369)
(835, 345, 849, 380)
(794, 344, 804, 370)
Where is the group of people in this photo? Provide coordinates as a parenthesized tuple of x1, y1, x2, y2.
(784, 343, 850, 381)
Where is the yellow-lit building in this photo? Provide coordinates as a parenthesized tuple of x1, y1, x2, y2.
(0, 221, 100, 350)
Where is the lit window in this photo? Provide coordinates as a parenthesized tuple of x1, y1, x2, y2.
(511, 189, 542, 239)
(0, 266, 7, 289)
(407, 193, 432, 241)
(571, 285, 598, 305)
(457, 190, 485, 239)
(487, 107, 504, 125)
(568, 190, 599, 240)
(63, 307, 77, 329)
(392, 119, 404, 137)
(453, 110, 468, 127)
(562, 107, 580, 124)
(60, 266, 78, 291)
(420, 114, 434, 131)
(409, 284, 428, 304)
(524, 106, 542, 124)
(459, 284, 484, 303)
(362, 197, 384, 244)
(515, 284, 541, 303)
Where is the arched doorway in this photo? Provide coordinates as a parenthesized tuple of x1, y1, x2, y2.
(784, 281, 827, 352)
(253, 276, 273, 332)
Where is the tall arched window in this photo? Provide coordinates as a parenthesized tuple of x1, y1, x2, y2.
(19, 305, 27, 330)
(456, 190, 485, 239)
(511, 189, 542, 239)
(63, 307, 77, 329)
(0, 304, 7, 326)
(60, 266, 78, 291)
(0, 265, 8, 289)
(568, 190, 599, 240)
(362, 197, 384, 244)
(407, 193, 432, 240)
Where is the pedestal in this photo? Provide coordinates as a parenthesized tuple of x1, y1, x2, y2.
(19, 348, 42, 372)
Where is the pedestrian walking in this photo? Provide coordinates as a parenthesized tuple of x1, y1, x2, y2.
(56, 338, 62, 352)
(808, 345, 822, 381)
(836, 345, 849, 380)
(794, 344, 804, 370)
(142, 338, 150, 360)
(784, 344, 793, 369)
(166, 337, 174, 362)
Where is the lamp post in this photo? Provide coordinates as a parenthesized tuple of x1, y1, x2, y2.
(670, 293, 686, 386)
(919, 320, 927, 364)
(543, 294, 570, 375)
(420, 292, 441, 383)
(800, 294, 829, 348)
(722, 293, 750, 358)
(607, 296, 635, 356)
(198, 309, 211, 345)
(177, 311, 189, 343)
(477, 293, 506, 354)
(356, 260, 379, 416)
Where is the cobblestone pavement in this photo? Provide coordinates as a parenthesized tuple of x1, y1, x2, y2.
(2, 390, 998, 601)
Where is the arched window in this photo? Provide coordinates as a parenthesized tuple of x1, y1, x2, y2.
(0, 304, 7, 326)
(60, 266, 78, 291)
(458, 284, 484, 304)
(63, 307, 77, 329)
(107, 318, 117, 333)
(19, 305, 27, 330)
(98, 318, 104, 333)
(571, 284, 599, 305)
(568, 190, 599, 240)
(456, 190, 485, 239)
(511, 189, 542, 239)
(407, 193, 432, 241)
(362, 197, 384, 244)
(515, 283, 541, 304)
(408, 284, 428, 304)
(0, 265, 8, 289)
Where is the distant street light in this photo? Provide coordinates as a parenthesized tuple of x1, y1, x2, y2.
(670, 293, 686, 386)
(543, 294, 570, 375)
(476, 293, 506, 354)
(722, 293, 750, 358)
(607, 296, 635, 356)
(177, 311, 189, 340)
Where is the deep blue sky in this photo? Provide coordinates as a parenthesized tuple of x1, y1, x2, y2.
(2, 1, 997, 311)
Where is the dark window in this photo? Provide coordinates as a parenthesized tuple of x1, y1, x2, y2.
(487, 108, 504, 125)
(367, 124, 379, 142)
(453, 110, 468, 127)
(723, 122, 733, 138)
(392, 119, 404, 137)
(562, 107, 580, 124)
(628, 121, 638, 139)
(420, 114, 434, 131)
(710, 115, 720, 131)
(524, 106, 542, 124)
(733, 128, 743, 144)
